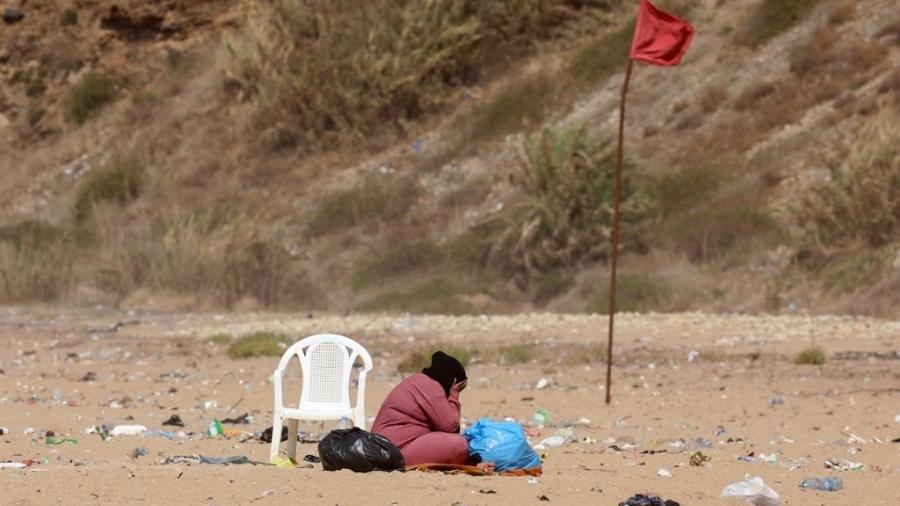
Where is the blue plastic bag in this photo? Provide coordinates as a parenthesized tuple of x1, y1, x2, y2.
(463, 418, 541, 471)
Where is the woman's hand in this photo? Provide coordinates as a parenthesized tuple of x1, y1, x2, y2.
(451, 378, 467, 393)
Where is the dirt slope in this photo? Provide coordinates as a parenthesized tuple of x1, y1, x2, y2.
(0, 0, 898, 315)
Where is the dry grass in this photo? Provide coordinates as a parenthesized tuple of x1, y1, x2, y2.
(355, 276, 474, 315)
(585, 272, 669, 313)
(789, 26, 887, 82)
(649, 153, 782, 264)
(225, 0, 603, 151)
(738, 0, 821, 48)
(455, 70, 559, 147)
(734, 81, 776, 111)
(351, 240, 441, 290)
(791, 109, 899, 267)
(700, 84, 729, 115)
(725, 21, 889, 152)
(827, 1, 855, 25)
(306, 177, 420, 237)
(500, 344, 532, 364)
(73, 156, 143, 224)
(0, 220, 73, 302)
(85, 206, 323, 307)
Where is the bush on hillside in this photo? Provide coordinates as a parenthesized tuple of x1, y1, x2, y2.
(225, 0, 605, 150)
(0, 220, 72, 302)
(569, 20, 634, 83)
(502, 125, 646, 282)
(792, 114, 899, 265)
(73, 157, 143, 223)
(68, 72, 115, 124)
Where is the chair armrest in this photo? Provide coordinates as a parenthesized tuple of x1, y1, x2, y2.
(272, 369, 284, 410)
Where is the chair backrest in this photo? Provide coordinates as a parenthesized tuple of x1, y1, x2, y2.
(275, 334, 372, 411)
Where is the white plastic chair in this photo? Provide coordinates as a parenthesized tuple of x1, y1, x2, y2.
(270, 333, 373, 460)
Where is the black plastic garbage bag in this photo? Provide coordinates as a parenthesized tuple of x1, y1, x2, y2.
(317, 428, 404, 472)
(259, 425, 288, 443)
(619, 494, 680, 506)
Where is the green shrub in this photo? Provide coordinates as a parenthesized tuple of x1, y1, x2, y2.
(60, 9, 78, 26)
(207, 333, 233, 344)
(73, 157, 143, 223)
(569, 20, 634, 83)
(738, 0, 821, 48)
(68, 72, 115, 124)
(505, 125, 645, 281)
(501, 344, 531, 364)
(397, 344, 473, 374)
(794, 345, 826, 365)
(586, 273, 669, 313)
(227, 332, 292, 359)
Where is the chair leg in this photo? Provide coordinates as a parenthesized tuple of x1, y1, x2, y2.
(269, 413, 283, 460)
(286, 418, 299, 460)
(354, 409, 366, 431)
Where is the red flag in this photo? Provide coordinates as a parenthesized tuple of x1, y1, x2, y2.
(629, 0, 695, 66)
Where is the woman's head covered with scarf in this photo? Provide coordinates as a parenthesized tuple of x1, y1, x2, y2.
(422, 351, 467, 396)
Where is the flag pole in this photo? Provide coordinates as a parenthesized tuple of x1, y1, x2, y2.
(605, 57, 634, 405)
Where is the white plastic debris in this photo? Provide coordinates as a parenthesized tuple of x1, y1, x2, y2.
(687, 350, 699, 363)
(204, 400, 218, 410)
(721, 476, 780, 506)
(110, 425, 148, 437)
(535, 378, 550, 390)
(0, 463, 27, 470)
(758, 453, 778, 464)
(657, 467, 673, 477)
(535, 435, 566, 450)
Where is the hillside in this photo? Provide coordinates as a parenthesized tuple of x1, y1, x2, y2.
(0, 0, 898, 316)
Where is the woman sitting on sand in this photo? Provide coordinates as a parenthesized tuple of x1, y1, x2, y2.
(371, 351, 473, 466)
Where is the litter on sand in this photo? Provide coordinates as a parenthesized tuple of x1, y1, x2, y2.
(619, 494, 680, 506)
(721, 476, 780, 506)
(799, 476, 843, 492)
(162, 455, 252, 465)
